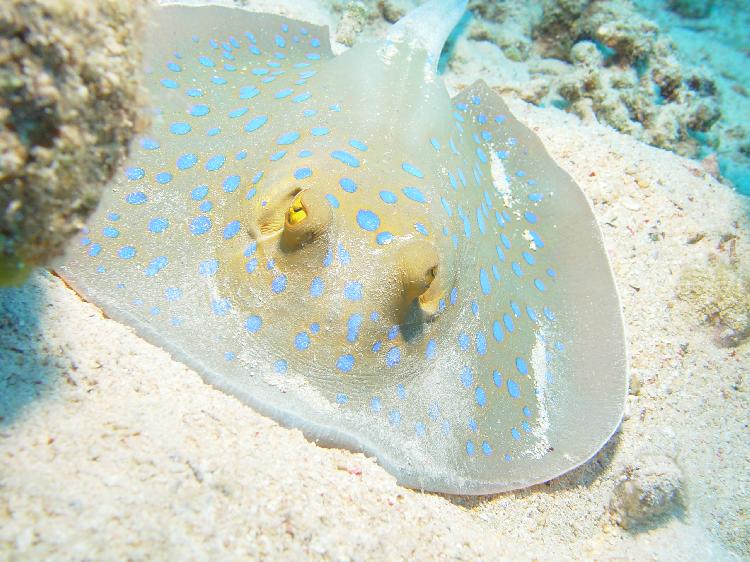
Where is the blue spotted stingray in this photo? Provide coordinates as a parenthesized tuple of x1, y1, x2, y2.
(57, 0, 627, 494)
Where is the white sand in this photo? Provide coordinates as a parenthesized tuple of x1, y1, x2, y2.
(1, 1, 748, 559)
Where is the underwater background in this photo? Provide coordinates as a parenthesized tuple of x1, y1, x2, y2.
(0, 0, 748, 560)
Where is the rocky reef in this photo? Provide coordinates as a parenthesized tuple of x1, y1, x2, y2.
(0, 0, 147, 285)
(338, 0, 744, 192)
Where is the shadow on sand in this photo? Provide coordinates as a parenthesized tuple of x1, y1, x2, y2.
(0, 271, 59, 427)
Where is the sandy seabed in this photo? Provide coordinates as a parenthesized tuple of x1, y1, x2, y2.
(1, 1, 748, 560)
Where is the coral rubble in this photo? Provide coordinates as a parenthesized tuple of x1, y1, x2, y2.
(0, 0, 147, 285)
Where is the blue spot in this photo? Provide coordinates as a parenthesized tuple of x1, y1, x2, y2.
(349, 139, 367, 151)
(534, 279, 546, 292)
(425, 339, 437, 359)
(165, 287, 182, 301)
(293, 92, 311, 103)
(503, 313, 514, 333)
(344, 281, 362, 301)
(140, 138, 160, 150)
(271, 274, 287, 294)
(401, 162, 424, 179)
(337, 354, 355, 372)
(401, 187, 426, 203)
(245, 315, 262, 333)
(493, 371, 502, 387)
(118, 246, 136, 260)
(475, 386, 487, 407)
(270, 150, 286, 161)
(376, 232, 393, 245)
(199, 259, 219, 276)
(440, 197, 452, 217)
(516, 357, 529, 375)
(482, 441, 492, 456)
(190, 216, 211, 235)
(388, 409, 401, 426)
(177, 153, 198, 170)
(294, 332, 310, 351)
(245, 258, 258, 273)
(228, 107, 248, 118)
(274, 360, 288, 375)
(245, 115, 268, 132)
(155, 172, 172, 185)
(511, 428, 521, 441)
(295, 167, 312, 180)
(414, 223, 428, 236)
(206, 126, 219, 136)
(205, 155, 225, 171)
(211, 298, 232, 316)
(449, 287, 458, 305)
(356, 210, 380, 232)
(339, 178, 356, 193)
(385, 347, 401, 367)
(479, 268, 491, 295)
(325, 194, 339, 208)
(336, 393, 348, 405)
(252, 68, 269, 76)
(277, 131, 300, 145)
(103, 227, 119, 238)
(160, 78, 178, 89)
(223, 220, 241, 239)
(331, 150, 360, 167)
(199, 55, 215, 67)
(311, 127, 329, 136)
(185, 88, 203, 97)
(492, 320, 504, 342)
(199, 201, 212, 212)
(430, 138, 440, 150)
(239, 86, 260, 99)
(148, 218, 168, 233)
(458, 332, 470, 351)
(347, 314, 363, 342)
(274, 88, 293, 99)
(310, 276, 324, 297)
(87, 243, 101, 257)
(169, 122, 192, 136)
(475, 333, 487, 355)
(275, 35, 286, 48)
(222, 175, 241, 193)
(379, 191, 397, 204)
(507, 379, 520, 398)
(460, 367, 473, 388)
(167, 62, 181, 72)
(476, 147, 488, 164)
(189, 104, 210, 117)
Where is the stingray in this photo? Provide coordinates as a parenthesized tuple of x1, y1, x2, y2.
(56, 0, 627, 494)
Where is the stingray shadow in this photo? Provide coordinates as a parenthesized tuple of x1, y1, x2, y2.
(439, 429, 624, 508)
(0, 271, 59, 427)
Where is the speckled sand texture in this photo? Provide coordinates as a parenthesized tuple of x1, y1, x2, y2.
(1, 1, 749, 560)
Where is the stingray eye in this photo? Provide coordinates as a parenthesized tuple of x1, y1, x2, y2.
(281, 189, 330, 251)
(287, 193, 307, 225)
(257, 187, 302, 236)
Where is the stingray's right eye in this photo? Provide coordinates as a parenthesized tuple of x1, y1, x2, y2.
(286, 192, 307, 225)
(257, 187, 303, 236)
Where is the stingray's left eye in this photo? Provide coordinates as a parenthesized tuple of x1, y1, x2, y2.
(281, 189, 330, 251)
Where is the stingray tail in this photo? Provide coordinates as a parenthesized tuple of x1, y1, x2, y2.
(385, 0, 468, 68)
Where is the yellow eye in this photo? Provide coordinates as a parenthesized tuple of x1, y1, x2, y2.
(287, 193, 307, 225)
